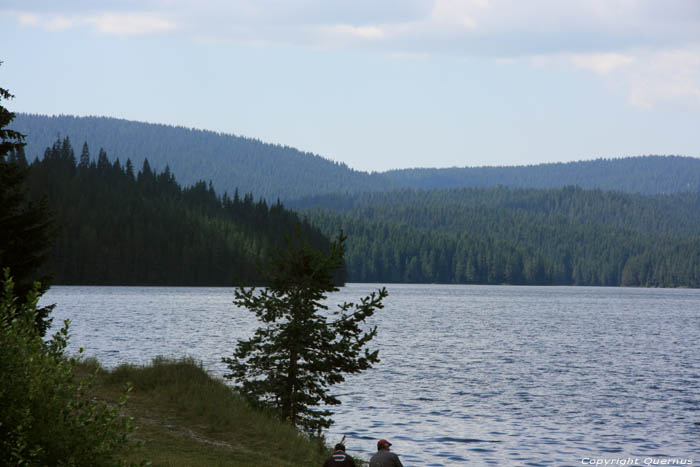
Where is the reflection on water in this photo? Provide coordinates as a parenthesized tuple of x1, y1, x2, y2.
(41, 284, 700, 466)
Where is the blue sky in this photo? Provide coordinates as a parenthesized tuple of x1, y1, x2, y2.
(1, 1, 699, 171)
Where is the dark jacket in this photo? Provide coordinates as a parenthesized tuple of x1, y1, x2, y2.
(369, 449, 403, 467)
(323, 450, 356, 467)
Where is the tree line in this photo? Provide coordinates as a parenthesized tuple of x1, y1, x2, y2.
(294, 187, 700, 287)
(13, 137, 335, 286)
(11, 133, 698, 288)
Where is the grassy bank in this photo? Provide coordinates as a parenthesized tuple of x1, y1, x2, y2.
(76, 357, 331, 466)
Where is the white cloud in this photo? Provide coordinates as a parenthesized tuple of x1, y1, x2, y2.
(319, 24, 386, 41)
(17, 12, 77, 31)
(87, 13, 178, 35)
(5, 0, 700, 108)
(16, 12, 79, 31)
(527, 46, 700, 109)
(17, 12, 40, 26)
(6, 0, 700, 53)
(12, 10, 178, 36)
(572, 46, 700, 109)
(430, 0, 488, 30)
(569, 53, 636, 75)
(624, 47, 700, 108)
(46, 16, 80, 32)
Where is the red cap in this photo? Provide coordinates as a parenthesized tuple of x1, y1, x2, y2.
(377, 439, 392, 449)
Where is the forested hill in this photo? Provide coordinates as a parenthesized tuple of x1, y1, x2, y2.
(381, 156, 700, 195)
(295, 188, 700, 288)
(13, 113, 700, 200)
(13, 138, 333, 286)
(13, 113, 381, 201)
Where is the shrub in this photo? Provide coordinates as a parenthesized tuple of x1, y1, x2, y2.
(0, 269, 140, 466)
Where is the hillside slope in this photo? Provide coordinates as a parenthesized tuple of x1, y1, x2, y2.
(382, 156, 700, 194)
(78, 358, 332, 466)
(296, 187, 700, 287)
(19, 137, 332, 286)
(14, 113, 384, 201)
(13, 113, 700, 199)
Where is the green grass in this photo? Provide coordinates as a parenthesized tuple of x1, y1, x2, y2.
(76, 357, 332, 466)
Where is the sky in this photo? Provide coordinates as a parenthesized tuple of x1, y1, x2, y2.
(1, 1, 699, 172)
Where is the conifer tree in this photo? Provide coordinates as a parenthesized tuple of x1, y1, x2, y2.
(223, 232, 387, 434)
(0, 71, 54, 335)
(125, 158, 135, 180)
(79, 142, 90, 168)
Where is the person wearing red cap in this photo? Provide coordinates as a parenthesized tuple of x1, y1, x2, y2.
(323, 443, 356, 467)
(369, 439, 403, 467)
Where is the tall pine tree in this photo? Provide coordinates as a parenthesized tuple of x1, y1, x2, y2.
(0, 69, 55, 335)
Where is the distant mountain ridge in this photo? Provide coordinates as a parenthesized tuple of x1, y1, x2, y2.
(381, 156, 700, 194)
(13, 113, 700, 200)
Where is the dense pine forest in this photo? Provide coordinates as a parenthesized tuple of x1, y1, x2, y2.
(292, 189, 700, 287)
(9, 115, 700, 289)
(14, 137, 332, 286)
(13, 114, 700, 201)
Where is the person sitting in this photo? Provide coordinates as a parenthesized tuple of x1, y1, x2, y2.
(369, 439, 403, 467)
(323, 443, 356, 466)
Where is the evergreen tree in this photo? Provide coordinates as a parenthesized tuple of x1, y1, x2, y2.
(0, 73, 54, 334)
(79, 141, 90, 168)
(125, 158, 135, 180)
(223, 232, 387, 434)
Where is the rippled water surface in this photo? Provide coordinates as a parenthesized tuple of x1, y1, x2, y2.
(41, 284, 700, 466)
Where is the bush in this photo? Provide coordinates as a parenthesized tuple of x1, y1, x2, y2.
(0, 269, 140, 466)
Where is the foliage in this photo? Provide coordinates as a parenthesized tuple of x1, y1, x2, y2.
(0, 79, 54, 335)
(23, 137, 330, 286)
(295, 187, 700, 287)
(0, 270, 139, 466)
(223, 233, 387, 434)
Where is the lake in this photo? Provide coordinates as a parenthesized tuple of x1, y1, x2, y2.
(40, 284, 700, 466)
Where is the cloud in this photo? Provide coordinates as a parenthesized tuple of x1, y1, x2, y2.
(17, 12, 40, 26)
(429, 0, 488, 30)
(17, 12, 77, 31)
(87, 13, 178, 35)
(6, 0, 700, 53)
(13, 10, 178, 36)
(569, 53, 636, 75)
(623, 47, 700, 108)
(528, 46, 700, 109)
(5, 0, 700, 108)
(319, 24, 386, 42)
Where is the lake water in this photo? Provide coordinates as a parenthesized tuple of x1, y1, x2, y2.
(40, 284, 700, 466)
